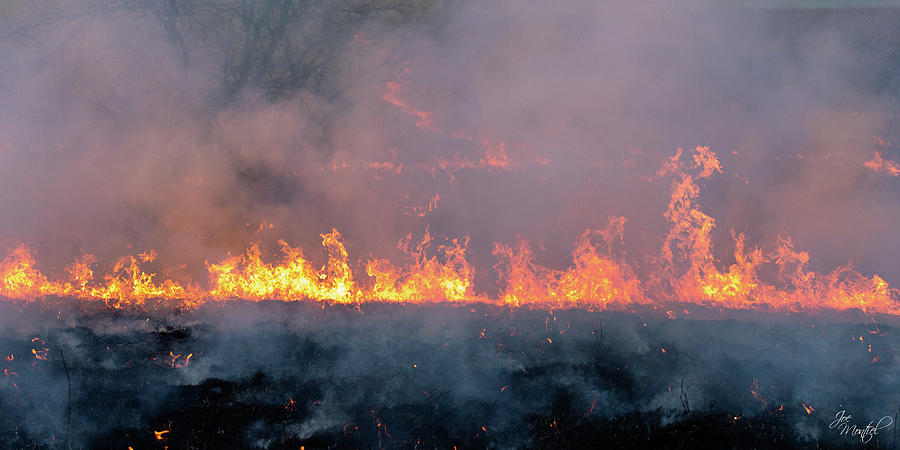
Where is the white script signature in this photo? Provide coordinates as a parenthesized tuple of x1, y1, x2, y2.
(828, 410, 893, 444)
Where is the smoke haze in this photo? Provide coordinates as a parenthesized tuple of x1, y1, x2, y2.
(1, 1, 898, 291)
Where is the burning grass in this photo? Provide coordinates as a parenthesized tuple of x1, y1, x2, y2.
(2, 147, 897, 317)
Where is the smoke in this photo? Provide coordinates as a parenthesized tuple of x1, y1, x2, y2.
(1, 1, 898, 290)
(2, 303, 897, 447)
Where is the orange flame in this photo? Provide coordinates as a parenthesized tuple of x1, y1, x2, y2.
(493, 218, 645, 309)
(658, 147, 898, 314)
(367, 230, 479, 303)
(864, 151, 900, 177)
(0, 146, 897, 315)
(207, 230, 356, 304)
(383, 81, 439, 132)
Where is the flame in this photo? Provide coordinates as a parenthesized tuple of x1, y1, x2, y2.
(750, 378, 767, 407)
(31, 338, 49, 361)
(0, 246, 199, 308)
(167, 352, 193, 368)
(494, 217, 646, 310)
(479, 140, 514, 170)
(0, 245, 71, 300)
(86, 254, 199, 308)
(206, 229, 357, 304)
(864, 151, 900, 177)
(401, 193, 440, 217)
(0, 147, 897, 314)
(658, 147, 898, 314)
(366, 230, 480, 303)
(383, 81, 439, 132)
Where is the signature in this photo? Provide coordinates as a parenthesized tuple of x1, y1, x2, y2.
(828, 410, 893, 444)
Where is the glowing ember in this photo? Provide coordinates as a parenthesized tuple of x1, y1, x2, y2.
(750, 379, 767, 407)
(31, 338, 49, 361)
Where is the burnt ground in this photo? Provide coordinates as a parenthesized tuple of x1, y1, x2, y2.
(0, 300, 898, 449)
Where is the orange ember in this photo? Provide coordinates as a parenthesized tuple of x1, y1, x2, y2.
(0, 146, 897, 314)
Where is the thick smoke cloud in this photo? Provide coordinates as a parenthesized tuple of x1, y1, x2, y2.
(1, 1, 898, 290)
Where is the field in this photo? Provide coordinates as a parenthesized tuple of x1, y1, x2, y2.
(1, 301, 895, 449)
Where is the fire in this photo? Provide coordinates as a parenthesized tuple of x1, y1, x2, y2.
(0, 245, 71, 301)
(366, 230, 480, 304)
(657, 147, 897, 314)
(383, 81, 439, 132)
(0, 146, 897, 314)
(750, 378, 766, 407)
(401, 193, 440, 217)
(207, 230, 357, 304)
(85, 253, 198, 308)
(0, 246, 199, 308)
(479, 140, 514, 170)
(494, 217, 645, 309)
(167, 352, 193, 368)
(31, 338, 49, 361)
(864, 151, 900, 177)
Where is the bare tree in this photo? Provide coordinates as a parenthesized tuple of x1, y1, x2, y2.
(2, 0, 442, 105)
(204, 0, 438, 102)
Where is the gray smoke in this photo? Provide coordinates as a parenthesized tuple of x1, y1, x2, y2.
(0, 1, 898, 290)
(1, 302, 898, 447)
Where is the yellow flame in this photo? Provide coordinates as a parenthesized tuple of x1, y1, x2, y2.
(0, 146, 897, 314)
